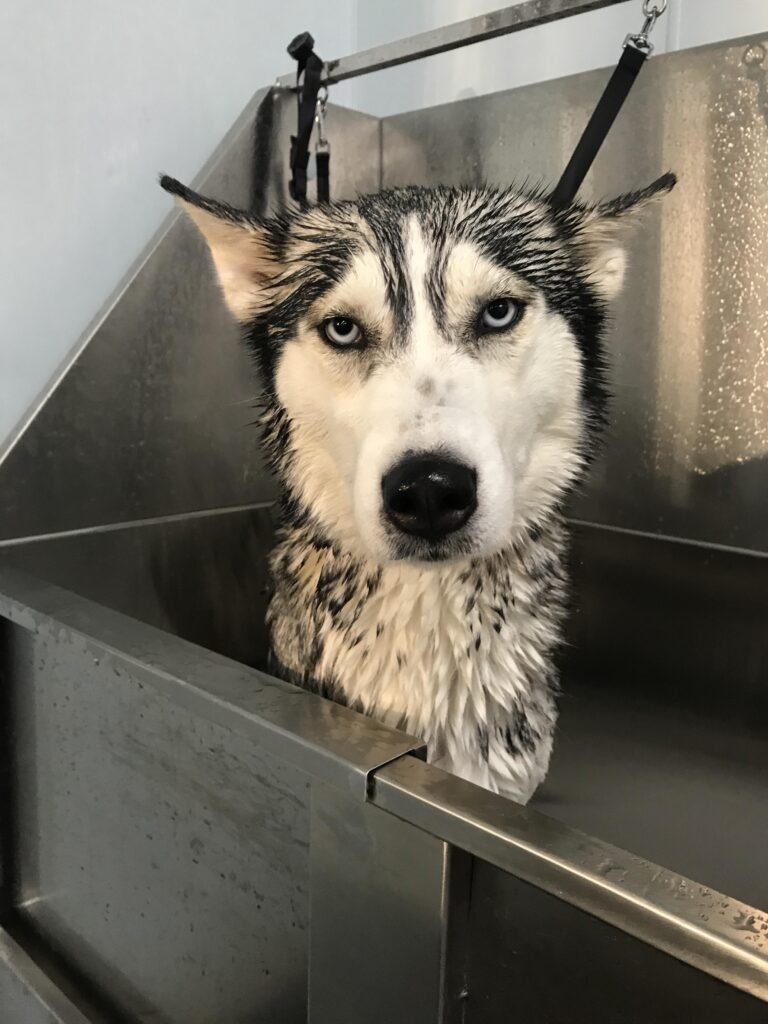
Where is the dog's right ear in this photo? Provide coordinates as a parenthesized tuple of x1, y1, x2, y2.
(160, 176, 276, 322)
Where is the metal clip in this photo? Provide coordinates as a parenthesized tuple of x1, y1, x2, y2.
(624, 0, 667, 56)
(315, 85, 330, 153)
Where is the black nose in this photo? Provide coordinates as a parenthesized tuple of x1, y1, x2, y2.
(382, 455, 478, 542)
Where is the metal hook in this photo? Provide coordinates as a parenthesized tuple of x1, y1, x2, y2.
(626, 0, 668, 55)
(315, 85, 330, 153)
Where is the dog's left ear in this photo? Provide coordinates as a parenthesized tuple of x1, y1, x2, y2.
(160, 175, 277, 322)
(556, 171, 677, 301)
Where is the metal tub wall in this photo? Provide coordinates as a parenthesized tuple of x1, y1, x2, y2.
(1, 570, 767, 1024)
(0, 571, 440, 1023)
(382, 31, 768, 555)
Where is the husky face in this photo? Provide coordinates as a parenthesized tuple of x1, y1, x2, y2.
(163, 175, 674, 564)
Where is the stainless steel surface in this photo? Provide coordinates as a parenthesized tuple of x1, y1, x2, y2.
(0, 504, 278, 668)
(3, 511, 763, 899)
(3, 507, 765, 717)
(565, 522, 768, 716)
(0, 93, 381, 543)
(383, 32, 768, 552)
(1, 562, 767, 1014)
(0, 931, 93, 1024)
(277, 0, 623, 87)
(0, 570, 423, 1022)
(0, 568, 423, 800)
(538, 687, 768, 909)
(3, 580, 310, 1022)
(372, 756, 768, 1002)
(465, 862, 768, 1023)
(309, 784, 469, 1023)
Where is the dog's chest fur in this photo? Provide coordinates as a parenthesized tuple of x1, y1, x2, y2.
(269, 518, 566, 803)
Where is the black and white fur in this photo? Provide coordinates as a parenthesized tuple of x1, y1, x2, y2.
(162, 173, 675, 804)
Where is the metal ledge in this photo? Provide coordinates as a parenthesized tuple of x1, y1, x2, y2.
(0, 930, 93, 1024)
(371, 754, 768, 1003)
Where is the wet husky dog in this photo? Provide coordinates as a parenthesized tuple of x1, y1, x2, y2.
(163, 171, 675, 803)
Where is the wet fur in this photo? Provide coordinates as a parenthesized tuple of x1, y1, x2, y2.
(163, 173, 675, 803)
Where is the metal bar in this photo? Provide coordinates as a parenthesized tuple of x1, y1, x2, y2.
(0, 930, 94, 1024)
(371, 756, 768, 1003)
(308, 784, 470, 1023)
(0, 568, 424, 799)
(277, 0, 624, 87)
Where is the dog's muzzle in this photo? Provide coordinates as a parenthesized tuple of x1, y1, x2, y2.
(381, 454, 477, 543)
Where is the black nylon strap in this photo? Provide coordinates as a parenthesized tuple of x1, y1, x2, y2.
(289, 47, 324, 207)
(552, 43, 648, 207)
(316, 150, 330, 204)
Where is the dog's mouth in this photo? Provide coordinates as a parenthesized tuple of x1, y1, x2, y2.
(384, 530, 480, 564)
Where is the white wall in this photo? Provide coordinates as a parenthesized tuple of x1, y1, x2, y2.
(0, 0, 357, 448)
(2, 0, 766, 448)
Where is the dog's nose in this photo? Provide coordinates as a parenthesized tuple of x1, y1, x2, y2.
(382, 455, 477, 542)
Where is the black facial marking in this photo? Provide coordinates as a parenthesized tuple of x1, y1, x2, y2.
(478, 727, 490, 762)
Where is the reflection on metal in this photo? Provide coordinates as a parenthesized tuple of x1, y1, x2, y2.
(564, 522, 768, 716)
(383, 32, 768, 551)
(277, 0, 623, 87)
(0, 504, 279, 668)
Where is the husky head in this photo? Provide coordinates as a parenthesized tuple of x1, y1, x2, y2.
(163, 174, 675, 563)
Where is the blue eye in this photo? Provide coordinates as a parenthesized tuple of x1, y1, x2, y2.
(323, 316, 363, 348)
(480, 298, 522, 331)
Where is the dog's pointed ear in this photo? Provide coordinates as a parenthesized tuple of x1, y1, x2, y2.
(556, 172, 677, 301)
(160, 175, 276, 321)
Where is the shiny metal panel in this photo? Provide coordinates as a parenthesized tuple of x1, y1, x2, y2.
(0, 569, 423, 798)
(372, 756, 768, 1002)
(5, 599, 311, 1022)
(382, 33, 768, 552)
(0, 504, 278, 668)
(0, 93, 381, 543)
(1, 567, 767, 1014)
(538, 683, 768, 909)
(0, 931, 93, 1024)
(309, 784, 470, 1023)
(277, 0, 622, 87)
(2, 508, 765, 716)
(465, 862, 768, 1023)
(565, 522, 768, 718)
(0, 571, 422, 1022)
